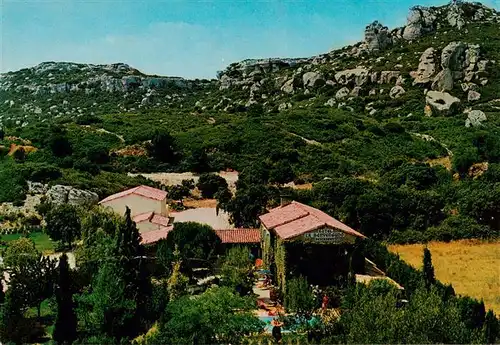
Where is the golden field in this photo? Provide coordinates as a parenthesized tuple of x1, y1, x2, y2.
(389, 240, 500, 314)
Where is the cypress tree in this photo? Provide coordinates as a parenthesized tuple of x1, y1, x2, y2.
(0, 278, 4, 304)
(115, 207, 151, 336)
(53, 254, 77, 344)
(483, 310, 499, 344)
(422, 247, 435, 290)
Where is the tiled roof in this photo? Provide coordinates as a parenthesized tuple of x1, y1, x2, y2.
(140, 226, 173, 245)
(133, 212, 171, 227)
(215, 228, 261, 244)
(133, 211, 154, 223)
(99, 185, 167, 203)
(259, 201, 365, 240)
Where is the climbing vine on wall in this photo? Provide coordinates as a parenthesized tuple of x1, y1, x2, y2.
(261, 227, 272, 268)
(275, 238, 287, 292)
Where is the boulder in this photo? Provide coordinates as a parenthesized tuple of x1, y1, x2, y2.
(46, 185, 72, 205)
(390, 86, 406, 99)
(278, 102, 292, 112)
(324, 98, 336, 107)
(425, 91, 461, 116)
(334, 69, 370, 86)
(302, 72, 325, 88)
(281, 79, 296, 94)
(46, 185, 99, 206)
(67, 188, 99, 207)
(411, 47, 437, 84)
(465, 110, 487, 127)
(336, 87, 350, 100)
(350, 87, 363, 97)
(467, 90, 481, 102)
(461, 82, 478, 92)
(441, 42, 467, 70)
(431, 69, 454, 91)
(28, 181, 47, 194)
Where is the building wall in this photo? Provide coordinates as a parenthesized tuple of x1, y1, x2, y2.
(101, 194, 166, 217)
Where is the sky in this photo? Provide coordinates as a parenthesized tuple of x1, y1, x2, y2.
(1, 0, 499, 79)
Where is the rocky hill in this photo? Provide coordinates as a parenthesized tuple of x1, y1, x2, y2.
(1, 1, 499, 241)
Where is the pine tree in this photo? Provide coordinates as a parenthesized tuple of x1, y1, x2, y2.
(53, 254, 77, 344)
(422, 247, 435, 290)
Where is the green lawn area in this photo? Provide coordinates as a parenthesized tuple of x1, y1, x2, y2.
(0, 232, 56, 254)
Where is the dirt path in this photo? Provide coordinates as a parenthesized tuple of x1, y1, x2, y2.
(81, 125, 125, 143)
(128, 171, 239, 191)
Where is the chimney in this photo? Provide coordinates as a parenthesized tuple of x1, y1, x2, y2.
(280, 194, 292, 207)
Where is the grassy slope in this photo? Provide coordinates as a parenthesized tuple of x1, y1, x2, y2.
(0, 232, 56, 254)
(389, 240, 500, 314)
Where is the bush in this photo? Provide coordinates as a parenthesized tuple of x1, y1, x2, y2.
(285, 276, 316, 315)
(197, 173, 228, 199)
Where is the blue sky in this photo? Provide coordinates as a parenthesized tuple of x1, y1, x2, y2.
(1, 0, 499, 79)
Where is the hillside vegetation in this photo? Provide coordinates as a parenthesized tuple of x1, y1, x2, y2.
(1, 1, 500, 243)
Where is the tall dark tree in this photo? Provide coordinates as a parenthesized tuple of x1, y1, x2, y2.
(48, 127, 73, 157)
(0, 279, 4, 304)
(53, 254, 77, 344)
(483, 310, 499, 344)
(148, 129, 176, 163)
(422, 247, 435, 290)
(115, 207, 151, 335)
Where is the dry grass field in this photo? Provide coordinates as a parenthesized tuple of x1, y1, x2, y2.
(389, 240, 500, 314)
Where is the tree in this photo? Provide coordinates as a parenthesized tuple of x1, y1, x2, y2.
(269, 160, 295, 185)
(284, 276, 316, 316)
(53, 254, 77, 345)
(76, 263, 136, 341)
(2, 237, 39, 269)
(7, 252, 57, 319)
(148, 129, 176, 163)
(422, 247, 435, 290)
(152, 287, 264, 345)
(167, 246, 189, 301)
(45, 204, 82, 248)
(0, 127, 4, 140)
(161, 222, 221, 269)
(197, 173, 228, 199)
(12, 146, 26, 161)
(223, 184, 269, 227)
(220, 246, 254, 296)
(0, 283, 31, 344)
(48, 128, 73, 157)
(114, 207, 151, 335)
(482, 310, 499, 344)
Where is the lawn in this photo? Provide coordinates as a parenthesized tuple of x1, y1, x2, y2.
(389, 240, 500, 314)
(0, 232, 56, 254)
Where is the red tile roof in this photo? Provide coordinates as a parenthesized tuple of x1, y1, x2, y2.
(99, 185, 167, 204)
(215, 228, 261, 244)
(133, 212, 171, 227)
(140, 226, 173, 245)
(259, 201, 365, 240)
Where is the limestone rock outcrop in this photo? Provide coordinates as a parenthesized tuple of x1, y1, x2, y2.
(411, 48, 437, 84)
(425, 91, 461, 116)
(302, 72, 325, 88)
(46, 185, 99, 206)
